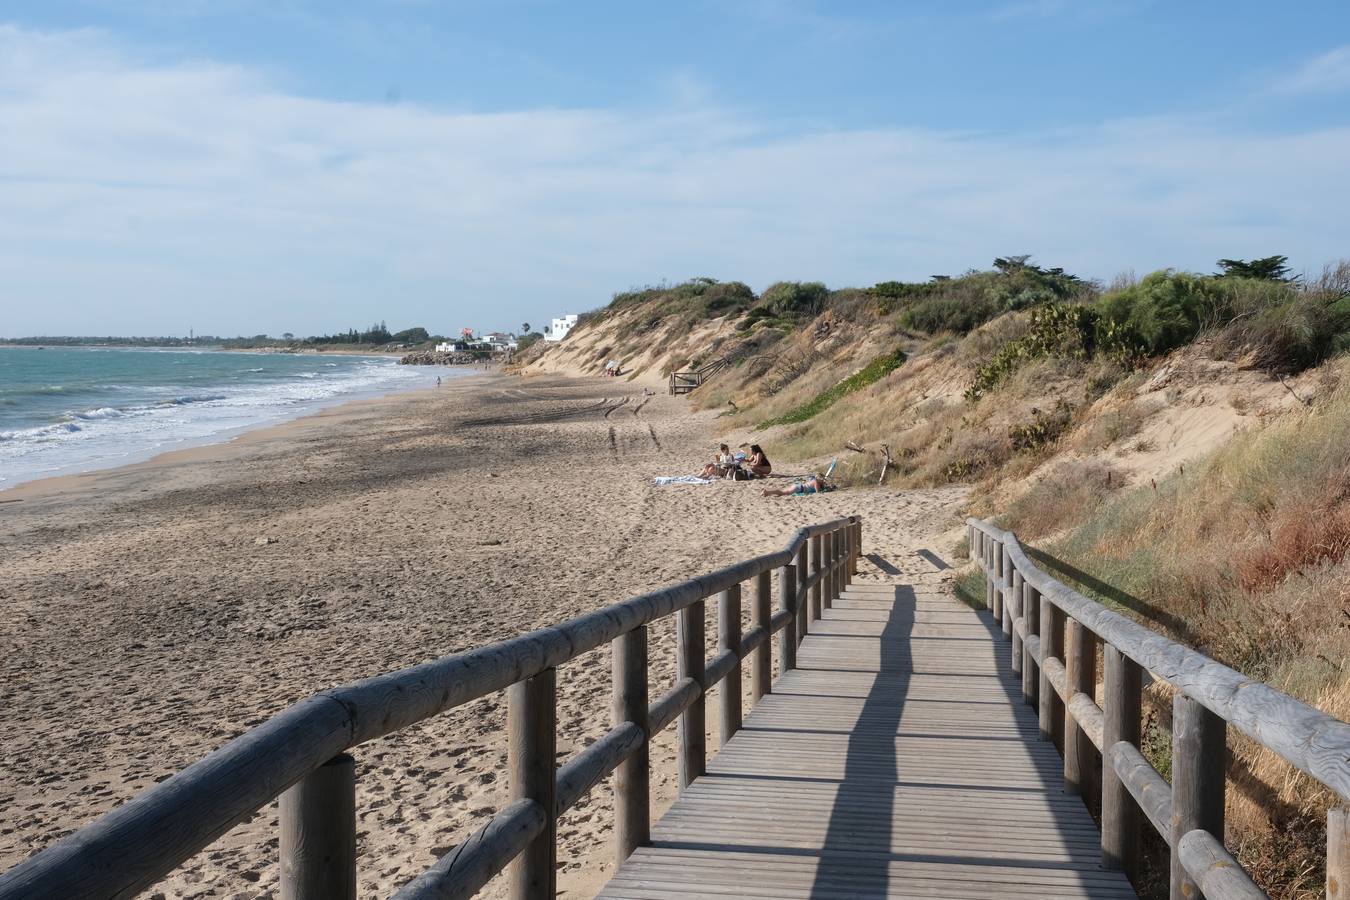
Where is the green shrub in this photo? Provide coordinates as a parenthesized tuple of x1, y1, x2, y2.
(895, 258, 1092, 335)
(966, 304, 1100, 400)
(760, 348, 907, 427)
(1095, 270, 1214, 355)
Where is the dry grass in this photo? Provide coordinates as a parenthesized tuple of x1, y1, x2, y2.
(1000, 357, 1350, 898)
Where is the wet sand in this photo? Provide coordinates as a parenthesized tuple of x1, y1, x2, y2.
(0, 373, 966, 898)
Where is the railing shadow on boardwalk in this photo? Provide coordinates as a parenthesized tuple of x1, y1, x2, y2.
(798, 583, 1078, 898)
(805, 583, 915, 898)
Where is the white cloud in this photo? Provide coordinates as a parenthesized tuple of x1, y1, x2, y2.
(1, 24, 1348, 336)
(1269, 44, 1350, 96)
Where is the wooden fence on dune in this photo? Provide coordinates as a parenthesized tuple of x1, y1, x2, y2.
(967, 518, 1350, 900)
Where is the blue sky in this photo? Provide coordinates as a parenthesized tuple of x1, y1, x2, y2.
(2, 1, 1349, 336)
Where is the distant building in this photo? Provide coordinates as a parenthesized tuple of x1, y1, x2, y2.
(546, 314, 579, 342)
(480, 331, 519, 351)
(435, 341, 470, 353)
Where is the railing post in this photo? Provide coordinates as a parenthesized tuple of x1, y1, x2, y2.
(508, 669, 557, 900)
(752, 570, 772, 703)
(796, 543, 810, 639)
(1010, 570, 1024, 676)
(991, 539, 1003, 622)
(280, 753, 356, 900)
(1171, 694, 1225, 900)
(823, 532, 835, 609)
(1102, 645, 1142, 876)
(1000, 543, 1014, 639)
(842, 525, 853, 587)
(677, 600, 706, 791)
(719, 585, 742, 746)
(810, 534, 823, 621)
(1064, 620, 1099, 811)
(1040, 596, 1066, 752)
(853, 520, 861, 576)
(613, 628, 649, 866)
(778, 563, 797, 672)
(1021, 582, 1039, 706)
(1330, 807, 1350, 900)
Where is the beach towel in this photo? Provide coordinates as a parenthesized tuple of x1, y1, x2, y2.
(653, 475, 714, 486)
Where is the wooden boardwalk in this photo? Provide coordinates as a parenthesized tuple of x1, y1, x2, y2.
(599, 580, 1137, 900)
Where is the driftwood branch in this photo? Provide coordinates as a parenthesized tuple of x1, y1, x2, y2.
(878, 444, 894, 485)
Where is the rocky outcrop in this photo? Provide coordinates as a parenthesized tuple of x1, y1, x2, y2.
(400, 351, 484, 365)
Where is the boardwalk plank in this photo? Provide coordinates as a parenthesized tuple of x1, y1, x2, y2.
(597, 581, 1137, 899)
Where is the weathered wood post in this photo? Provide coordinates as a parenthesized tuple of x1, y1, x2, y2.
(613, 628, 649, 866)
(677, 600, 706, 791)
(842, 525, 853, 587)
(796, 543, 810, 639)
(810, 534, 823, 621)
(1171, 694, 1225, 900)
(1010, 570, 1025, 676)
(1329, 808, 1350, 900)
(1000, 543, 1014, 639)
(834, 529, 845, 594)
(280, 753, 356, 900)
(719, 585, 742, 746)
(853, 520, 862, 576)
(1040, 597, 1066, 752)
(1102, 645, 1142, 875)
(1021, 582, 1039, 706)
(752, 570, 772, 703)
(1064, 620, 1099, 810)
(508, 669, 557, 900)
(986, 537, 996, 611)
(990, 538, 1003, 622)
(779, 562, 798, 672)
(823, 531, 835, 609)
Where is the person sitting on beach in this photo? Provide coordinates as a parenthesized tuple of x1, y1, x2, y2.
(761, 473, 830, 497)
(745, 444, 772, 478)
(698, 444, 736, 479)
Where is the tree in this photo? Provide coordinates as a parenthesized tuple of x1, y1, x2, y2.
(521, 322, 530, 334)
(392, 326, 430, 343)
(282, 332, 294, 340)
(1215, 255, 1293, 281)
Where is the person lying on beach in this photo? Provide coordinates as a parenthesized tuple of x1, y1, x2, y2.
(698, 444, 736, 479)
(761, 473, 831, 497)
(745, 444, 772, 478)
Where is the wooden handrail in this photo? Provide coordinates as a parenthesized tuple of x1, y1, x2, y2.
(0, 516, 861, 900)
(968, 517, 1350, 899)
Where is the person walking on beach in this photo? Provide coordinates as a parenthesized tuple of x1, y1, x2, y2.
(436, 376, 442, 388)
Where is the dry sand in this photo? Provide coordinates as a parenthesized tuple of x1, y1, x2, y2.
(0, 373, 966, 899)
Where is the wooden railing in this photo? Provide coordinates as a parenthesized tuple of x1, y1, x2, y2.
(968, 518, 1350, 900)
(668, 357, 729, 395)
(0, 517, 862, 900)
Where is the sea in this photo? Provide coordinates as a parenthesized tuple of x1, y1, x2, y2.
(0, 346, 449, 490)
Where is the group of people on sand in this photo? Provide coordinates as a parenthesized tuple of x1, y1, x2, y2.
(696, 442, 835, 497)
(698, 443, 772, 480)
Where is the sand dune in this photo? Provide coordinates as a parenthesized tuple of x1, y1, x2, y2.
(0, 374, 966, 898)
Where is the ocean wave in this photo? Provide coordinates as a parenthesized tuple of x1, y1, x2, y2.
(0, 420, 83, 442)
(160, 394, 228, 406)
(73, 406, 124, 420)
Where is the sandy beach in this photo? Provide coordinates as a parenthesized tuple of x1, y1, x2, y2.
(0, 373, 966, 899)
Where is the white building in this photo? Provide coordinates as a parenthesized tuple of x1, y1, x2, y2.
(546, 314, 579, 342)
(481, 332, 519, 351)
(435, 341, 469, 353)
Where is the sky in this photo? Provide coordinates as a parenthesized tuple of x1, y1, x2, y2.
(2, 1, 1349, 337)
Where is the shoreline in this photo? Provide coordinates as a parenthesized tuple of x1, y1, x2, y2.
(0, 360, 481, 499)
(0, 376, 494, 504)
